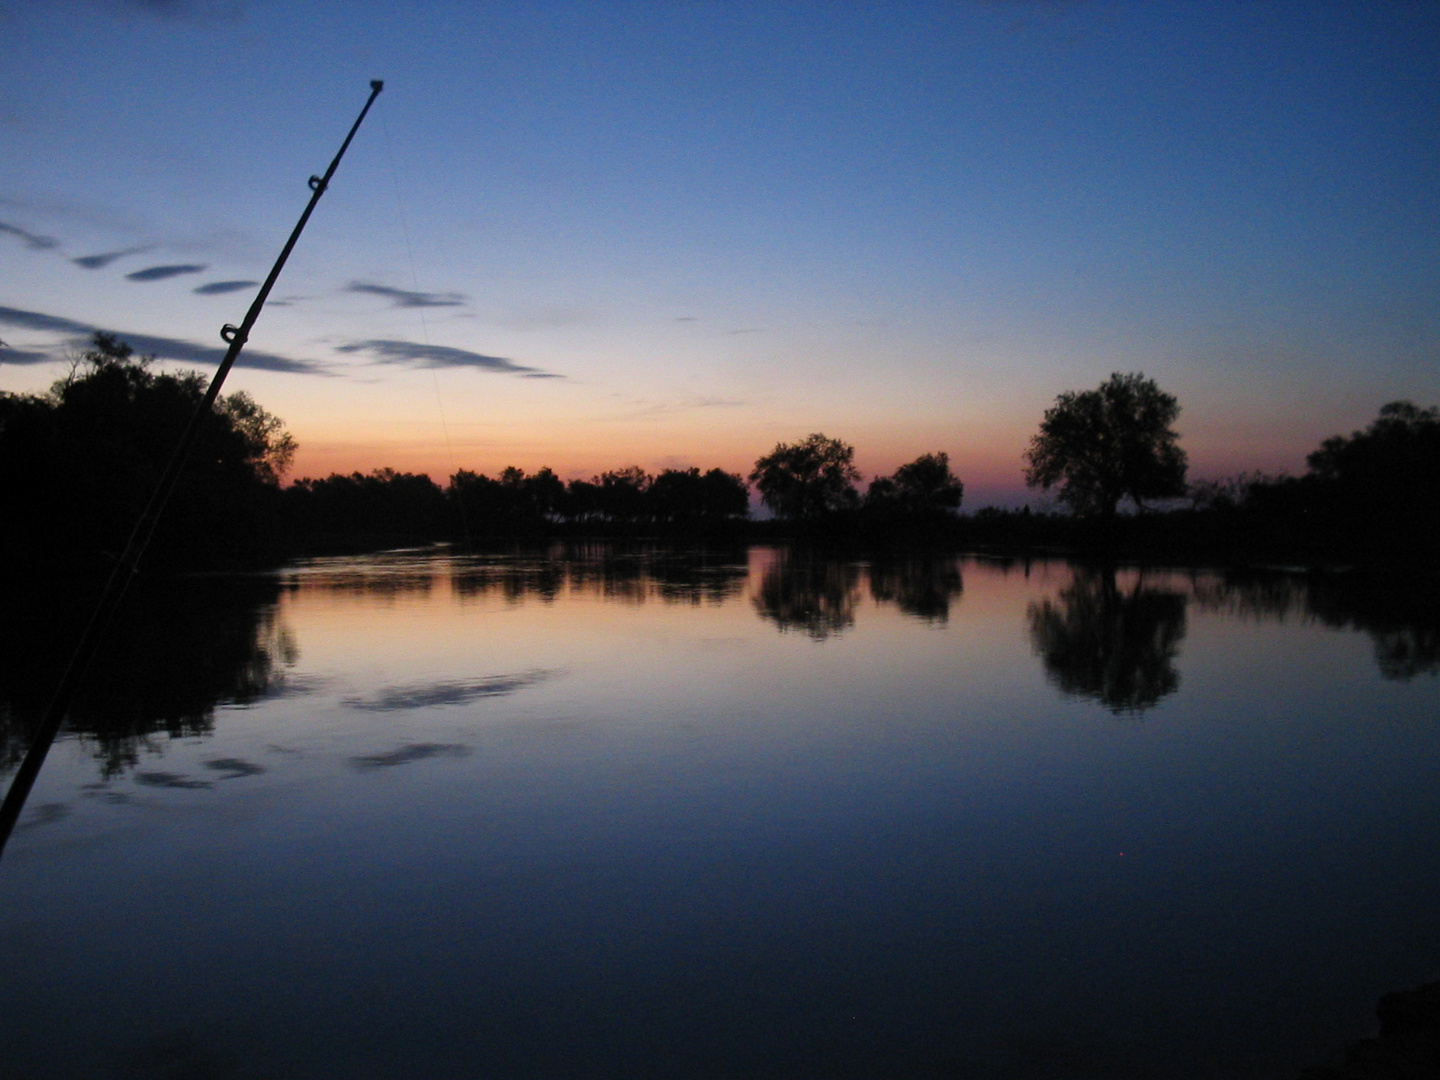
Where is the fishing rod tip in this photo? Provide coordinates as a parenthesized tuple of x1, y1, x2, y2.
(371, 80, 384, 92)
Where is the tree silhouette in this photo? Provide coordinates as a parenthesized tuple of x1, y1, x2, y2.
(649, 467, 749, 527)
(287, 468, 448, 543)
(1024, 372, 1187, 517)
(0, 333, 295, 569)
(750, 433, 860, 521)
(1306, 400, 1440, 547)
(595, 466, 653, 524)
(1219, 401, 1440, 557)
(865, 451, 964, 527)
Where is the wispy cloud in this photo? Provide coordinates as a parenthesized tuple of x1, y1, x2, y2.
(127, 263, 207, 282)
(0, 344, 57, 365)
(621, 395, 749, 419)
(0, 308, 95, 334)
(0, 195, 144, 236)
(73, 246, 150, 270)
(334, 338, 563, 379)
(0, 221, 60, 251)
(0, 304, 327, 375)
(343, 670, 558, 712)
(194, 279, 257, 295)
(348, 281, 466, 308)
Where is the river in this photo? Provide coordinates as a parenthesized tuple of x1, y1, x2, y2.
(2, 545, 1437, 1078)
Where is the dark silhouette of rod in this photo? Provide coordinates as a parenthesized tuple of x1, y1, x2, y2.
(0, 80, 384, 860)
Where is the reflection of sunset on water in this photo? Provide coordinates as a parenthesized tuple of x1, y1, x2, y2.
(3, 548, 1439, 1078)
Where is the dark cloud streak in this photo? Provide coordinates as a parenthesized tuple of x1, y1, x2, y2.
(194, 280, 258, 295)
(347, 281, 466, 308)
(335, 338, 561, 379)
(0, 304, 326, 375)
(0, 347, 57, 365)
(0, 221, 60, 251)
(74, 246, 151, 270)
(127, 263, 208, 282)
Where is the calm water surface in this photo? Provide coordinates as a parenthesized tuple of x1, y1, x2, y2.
(2, 546, 1438, 1079)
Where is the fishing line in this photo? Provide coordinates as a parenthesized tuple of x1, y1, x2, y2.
(378, 100, 471, 545)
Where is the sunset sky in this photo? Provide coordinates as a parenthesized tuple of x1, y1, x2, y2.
(2, 1, 1437, 507)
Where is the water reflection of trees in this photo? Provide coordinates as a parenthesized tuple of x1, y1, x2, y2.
(752, 551, 966, 638)
(1028, 569, 1188, 715)
(0, 576, 290, 777)
(282, 550, 440, 600)
(868, 554, 964, 623)
(1192, 573, 1440, 681)
(754, 554, 862, 639)
(449, 545, 749, 606)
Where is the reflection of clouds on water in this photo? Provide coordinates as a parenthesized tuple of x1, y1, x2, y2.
(15, 802, 69, 831)
(108, 760, 264, 793)
(1028, 569, 1188, 716)
(257, 673, 326, 699)
(134, 771, 213, 790)
(342, 669, 559, 712)
(204, 758, 266, 779)
(351, 743, 471, 771)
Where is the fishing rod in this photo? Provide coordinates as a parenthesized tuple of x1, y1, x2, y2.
(0, 80, 385, 860)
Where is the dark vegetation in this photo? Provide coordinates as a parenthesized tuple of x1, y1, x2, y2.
(1300, 978, 1440, 1079)
(0, 333, 294, 571)
(1, 338, 1436, 570)
(0, 570, 286, 777)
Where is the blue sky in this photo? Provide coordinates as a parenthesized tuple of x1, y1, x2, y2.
(2, 0, 1437, 505)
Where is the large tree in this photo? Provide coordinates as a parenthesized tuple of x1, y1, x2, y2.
(1024, 372, 1187, 517)
(0, 333, 295, 568)
(866, 451, 964, 520)
(1306, 400, 1440, 493)
(750, 433, 860, 520)
(649, 467, 750, 526)
(1303, 400, 1440, 545)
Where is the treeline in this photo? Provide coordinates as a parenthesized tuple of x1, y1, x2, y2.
(280, 433, 967, 547)
(280, 463, 751, 547)
(3, 335, 1436, 570)
(964, 398, 1440, 563)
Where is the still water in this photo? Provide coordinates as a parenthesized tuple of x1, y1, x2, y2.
(2, 546, 1438, 1079)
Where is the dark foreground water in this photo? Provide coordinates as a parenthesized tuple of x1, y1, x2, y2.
(2, 546, 1438, 1079)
